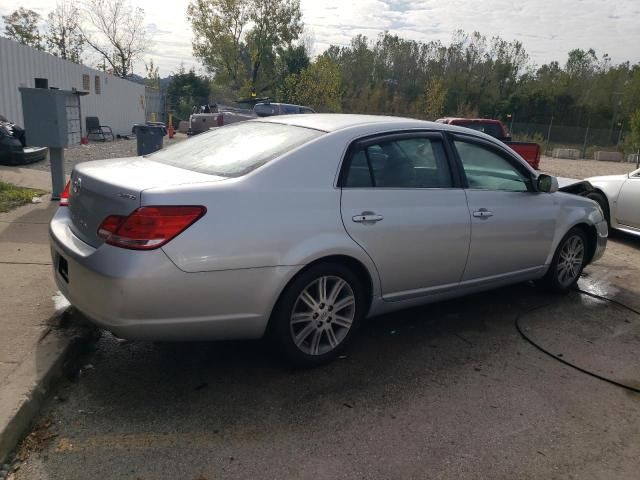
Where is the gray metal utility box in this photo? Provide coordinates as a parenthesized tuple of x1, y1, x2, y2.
(19, 88, 85, 199)
(19, 88, 83, 148)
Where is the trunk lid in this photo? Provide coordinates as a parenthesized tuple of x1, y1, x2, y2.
(68, 157, 224, 247)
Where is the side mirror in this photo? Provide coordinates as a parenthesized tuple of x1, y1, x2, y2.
(537, 174, 558, 193)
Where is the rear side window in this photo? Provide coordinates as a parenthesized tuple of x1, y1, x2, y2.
(344, 137, 453, 189)
(148, 122, 323, 177)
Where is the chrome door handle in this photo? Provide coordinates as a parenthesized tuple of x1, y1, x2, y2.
(352, 213, 384, 223)
(472, 209, 493, 218)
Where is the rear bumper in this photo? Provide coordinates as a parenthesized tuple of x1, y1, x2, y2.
(49, 208, 297, 340)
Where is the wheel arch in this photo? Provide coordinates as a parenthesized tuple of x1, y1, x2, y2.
(572, 222, 598, 264)
(265, 254, 376, 335)
(586, 188, 611, 223)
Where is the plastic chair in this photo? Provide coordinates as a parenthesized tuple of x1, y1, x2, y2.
(86, 116, 114, 142)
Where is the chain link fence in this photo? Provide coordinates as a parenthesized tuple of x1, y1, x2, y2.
(509, 122, 630, 159)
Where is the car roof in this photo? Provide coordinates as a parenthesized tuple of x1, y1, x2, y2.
(438, 117, 504, 125)
(255, 113, 452, 132)
(253, 113, 502, 143)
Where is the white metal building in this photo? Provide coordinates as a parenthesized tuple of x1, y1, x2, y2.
(0, 37, 145, 136)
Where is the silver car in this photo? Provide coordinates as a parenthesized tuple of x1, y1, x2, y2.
(50, 115, 607, 366)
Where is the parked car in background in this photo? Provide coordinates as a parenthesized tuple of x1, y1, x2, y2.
(577, 168, 640, 235)
(253, 103, 315, 117)
(436, 117, 541, 169)
(188, 102, 315, 135)
(188, 109, 254, 136)
(50, 115, 607, 367)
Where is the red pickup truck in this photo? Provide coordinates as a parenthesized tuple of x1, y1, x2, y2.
(436, 118, 541, 169)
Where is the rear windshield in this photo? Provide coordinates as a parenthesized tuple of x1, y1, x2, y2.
(147, 121, 324, 177)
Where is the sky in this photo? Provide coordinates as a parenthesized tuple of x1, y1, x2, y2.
(2, 0, 639, 77)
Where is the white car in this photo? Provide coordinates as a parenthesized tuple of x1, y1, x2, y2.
(583, 168, 640, 236)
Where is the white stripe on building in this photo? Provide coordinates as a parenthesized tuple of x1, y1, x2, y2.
(0, 37, 145, 136)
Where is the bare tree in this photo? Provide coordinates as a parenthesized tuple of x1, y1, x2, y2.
(45, 1, 84, 63)
(80, 0, 150, 78)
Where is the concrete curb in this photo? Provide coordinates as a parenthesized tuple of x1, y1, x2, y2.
(0, 321, 89, 464)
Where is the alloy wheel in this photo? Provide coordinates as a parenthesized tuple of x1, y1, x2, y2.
(289, 275, 356, 356)
(557, 234, 585, 287)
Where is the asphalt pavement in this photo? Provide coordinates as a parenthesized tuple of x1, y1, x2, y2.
(10, 237, 640, 480)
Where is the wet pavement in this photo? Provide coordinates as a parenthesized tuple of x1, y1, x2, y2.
(9, 234, 640, 480)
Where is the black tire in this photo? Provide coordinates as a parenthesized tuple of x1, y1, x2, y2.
(585, 191, 610, 226)
(270, 262, 367, 368)
(537, 227, 588, 293)
(0, 146, 48, 166)
(21, 147, 48, 164)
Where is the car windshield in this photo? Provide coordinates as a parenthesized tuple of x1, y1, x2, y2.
(147, 121, 324, 177)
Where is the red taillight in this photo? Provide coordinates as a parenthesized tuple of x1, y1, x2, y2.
(97, 206, 206, 250)
(60, 180, 71, 206)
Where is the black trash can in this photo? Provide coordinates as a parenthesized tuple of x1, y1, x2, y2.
(132, 124, 164, 156)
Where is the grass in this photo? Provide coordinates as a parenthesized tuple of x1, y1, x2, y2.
(0, 181, 46, 213)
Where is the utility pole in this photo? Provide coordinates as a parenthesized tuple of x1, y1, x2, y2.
(609, 92, 623, 144)
(617, 120, 624, 145)
(582, 116, 591, 159)
(545, 115, 554, 154)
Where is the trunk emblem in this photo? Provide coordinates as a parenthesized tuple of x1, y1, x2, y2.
(119, 192, 137, 200)
(72, 177, 82, 194)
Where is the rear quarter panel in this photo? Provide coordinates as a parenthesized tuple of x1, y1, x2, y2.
(145, 131, 382, 296)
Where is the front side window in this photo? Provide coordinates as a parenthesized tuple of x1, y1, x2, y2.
(454, 140, 530, 192)
(344, 137, 452, 189)
(148, 121, 324, 177)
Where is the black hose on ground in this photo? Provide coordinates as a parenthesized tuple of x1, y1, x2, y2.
(515, 287, 640, 394)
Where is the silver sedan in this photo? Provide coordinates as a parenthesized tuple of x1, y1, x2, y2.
(50, 115, 608, 366)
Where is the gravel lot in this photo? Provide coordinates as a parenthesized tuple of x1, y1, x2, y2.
(23, 133, 188, 174)
(540, 156, 637, 179)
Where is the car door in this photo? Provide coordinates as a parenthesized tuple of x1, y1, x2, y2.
(340, 132, 471, 300)
(451, 134, 558, 281)
(615, 172, 640, 228)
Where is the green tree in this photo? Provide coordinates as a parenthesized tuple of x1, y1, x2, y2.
(630, 108, 640, 152)
(187, 0, 302, 96)
(2, 8, 43, 50)
(245, 0, 303, 94)
(166, 66, 211, 120)
(45, 1, 84, 63)
(281, 55, 342, 112)
(423, 77, 447, 119)
(144, 58, 161, 89)
(187, 0, 248, 89)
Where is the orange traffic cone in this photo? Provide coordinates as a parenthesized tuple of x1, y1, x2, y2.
(168, 123, 175, 139)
